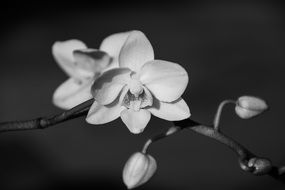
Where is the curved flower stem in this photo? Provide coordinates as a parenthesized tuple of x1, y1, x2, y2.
(141, 118, 285, 183)
(0, 99, 94, 133)
(142, 126, 182, 154)
(213, 99, 236, 131)
(178, 119, 285, 182)
(0, 99, 284, 184)
(174, 119, 255, 162)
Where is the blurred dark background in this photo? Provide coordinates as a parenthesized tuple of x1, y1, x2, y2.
(0, 0, 285, 189)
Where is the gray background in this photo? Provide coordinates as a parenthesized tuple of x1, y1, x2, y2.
(0, 1, 285, 189)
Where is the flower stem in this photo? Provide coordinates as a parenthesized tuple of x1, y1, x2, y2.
(0, 98, 284, 184)
(0, 99, 94, 133)
(141, 117, 285, 183)
(141, 126, 181, 154)
(180, 119, 284, 181)
(213, 99, 236, 131)
(174, 119, 255, 160)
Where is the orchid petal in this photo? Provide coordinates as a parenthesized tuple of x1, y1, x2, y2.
(91, 68, 131, 105)
(139, 60, 188, 102)
(86, 97, 125, 125)
(148, 98, 190, 121)
(52, 40, 87, 78)
(99, 31, 131, 68)
(73, 49, 112, 77)
(53, 78, 93, 109)
(120, 109, 151, 134)
(119, 31, 154, 72)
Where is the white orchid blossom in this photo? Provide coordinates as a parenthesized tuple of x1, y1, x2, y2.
(86, 31, 190, 134)
(52, 32, 131, 109)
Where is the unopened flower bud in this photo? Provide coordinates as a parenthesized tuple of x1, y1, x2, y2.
(123, 152, 157, 189)
(235, 96, 268, 119)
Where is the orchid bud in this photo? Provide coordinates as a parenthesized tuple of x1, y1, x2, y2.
(235, 96, 268, 119)
(248, 157, 272, 175)
(123, 152, 157, 189)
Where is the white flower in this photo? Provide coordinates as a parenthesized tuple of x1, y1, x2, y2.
(52, 32, 131, 109)
(86, 31, 190, 134)
(123, 152, 157, 189)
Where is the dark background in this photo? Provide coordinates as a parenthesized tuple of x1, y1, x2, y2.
(0, 1, 285, 189)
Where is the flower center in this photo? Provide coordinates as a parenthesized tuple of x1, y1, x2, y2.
(122, 79, 153, 112)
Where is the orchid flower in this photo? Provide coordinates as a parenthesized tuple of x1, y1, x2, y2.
(52, 32, 131, 109)
(86, 31, 190, 134)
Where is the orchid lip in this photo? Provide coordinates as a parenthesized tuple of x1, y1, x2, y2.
(122, 87, 153, 111)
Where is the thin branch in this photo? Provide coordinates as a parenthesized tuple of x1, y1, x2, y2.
(0, 98, 284, 184)
(174, 119, 284, 181)
(142, 126, 181, 154)
(0, 99, 94, 133)
(174, 119, 254, 161)
(213, 99, 236, 131)
(140, 118, 285, 183)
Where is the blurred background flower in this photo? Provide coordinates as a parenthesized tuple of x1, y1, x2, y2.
(52, 31, 130, 109)
(0, 1, 285, 190)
